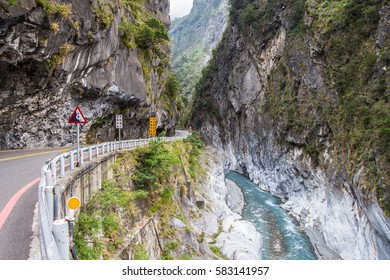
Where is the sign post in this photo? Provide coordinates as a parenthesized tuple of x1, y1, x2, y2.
(116, 115, 123, 148)
(68, 106, 88, 166)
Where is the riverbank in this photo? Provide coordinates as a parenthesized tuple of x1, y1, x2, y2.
(188, 147, 263, 260)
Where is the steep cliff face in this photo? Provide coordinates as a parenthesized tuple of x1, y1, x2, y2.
(192, 0, 390, 259)
(169, 0, 229, 95)
(0, 0, 179, 149)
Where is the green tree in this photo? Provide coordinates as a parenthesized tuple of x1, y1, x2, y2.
(135, 18, 169, 51)
(164, 74, 182, 97)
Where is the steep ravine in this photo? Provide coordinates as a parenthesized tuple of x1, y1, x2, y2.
(192, 0, 390, 259)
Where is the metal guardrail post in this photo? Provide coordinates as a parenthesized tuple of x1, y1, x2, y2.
(45, 185, 55, 225)
(50, 160, 57, 185)
(59, 155, 65, 178)
(53, 184, 61, 221)
(96, 145, 99, 158)
(52, 219, 70, 260)
(70, 152, 75, 171)
(38, 181, 62, 260)
(89, 147, 92, 160)
(80, 149, 84, 166)
(45, 170, 52, 186)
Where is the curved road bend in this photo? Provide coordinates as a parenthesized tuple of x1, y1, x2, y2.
(0, 148, 64, 260)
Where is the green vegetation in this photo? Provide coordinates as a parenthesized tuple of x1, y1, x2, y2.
(75, 134, 206, 259)
(164, 73, 182, 98)
(36, 0, 72, 18)
(172, 46, 207, 95)
(209, 246, 223, 258)
(118, 13, 171, 103)
(184, 132, 205, 180)
(179, 254, 193, 260)
(308, 0, 350, 33)
(312, 0, 389, 214)
(135, 18, 169, 51)
(118, 17, 137, 49)
(49, 22, 60, 34)
(74, 180, 144, 259)
(1, 0, 17, 11)
(94, 0, 114, 29)
(132, 243, 149, 260)
(119, 16, 169, 52)
(191, 49, 223, 124)
(122, 0, 146, 21)
(160, 73, 184, 119)
(169, 0, 227, 96)
(230, 0, 306, 36)
(162, 241, 179, 260)
(44, 43, 75, 69)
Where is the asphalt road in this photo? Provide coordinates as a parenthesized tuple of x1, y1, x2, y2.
(0, 148, 64, 260)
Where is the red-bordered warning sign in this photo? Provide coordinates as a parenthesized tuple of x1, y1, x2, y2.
(68, 106, 88, 124)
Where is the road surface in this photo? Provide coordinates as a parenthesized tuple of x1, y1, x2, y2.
(0, 148, 64, 260)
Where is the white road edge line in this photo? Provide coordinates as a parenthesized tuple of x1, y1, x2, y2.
(28, 203, 41, 260)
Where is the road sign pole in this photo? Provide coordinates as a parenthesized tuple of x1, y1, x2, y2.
(68, 106, 87, 167)
(116, 115, 123, 149)
(119, 128, 121, 149)
(77, 124, 80, 167)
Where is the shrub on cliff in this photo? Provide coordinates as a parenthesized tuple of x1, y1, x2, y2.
(135, 17, 169, 51)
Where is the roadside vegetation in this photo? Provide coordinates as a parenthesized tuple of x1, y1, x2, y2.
(74, 133, 206, 259)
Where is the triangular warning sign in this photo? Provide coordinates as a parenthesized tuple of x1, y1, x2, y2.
(68, 106, 88, 124)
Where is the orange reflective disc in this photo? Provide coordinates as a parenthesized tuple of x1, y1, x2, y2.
(68, 197, 81, 210)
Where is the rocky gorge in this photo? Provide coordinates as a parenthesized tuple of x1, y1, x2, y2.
(191, 0, 390, 259)
(2, 0, 389, 261)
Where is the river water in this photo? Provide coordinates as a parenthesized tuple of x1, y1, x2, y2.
(226, 172, 317, 260)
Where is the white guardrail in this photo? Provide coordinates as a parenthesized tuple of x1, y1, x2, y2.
(38, 136, 185, 260)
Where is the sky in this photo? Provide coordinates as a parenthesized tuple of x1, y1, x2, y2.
(170, 0, 194, 19)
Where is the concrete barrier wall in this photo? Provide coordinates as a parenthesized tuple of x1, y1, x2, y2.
(58, 153, 116, 217)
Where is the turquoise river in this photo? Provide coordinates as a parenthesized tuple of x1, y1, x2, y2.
(226, 171, 317, 260)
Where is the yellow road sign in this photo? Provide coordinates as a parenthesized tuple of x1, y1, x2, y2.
(149, 117, 157, 137)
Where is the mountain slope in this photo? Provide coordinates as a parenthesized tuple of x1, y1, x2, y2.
(169, 0, 229, 95)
